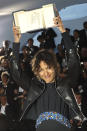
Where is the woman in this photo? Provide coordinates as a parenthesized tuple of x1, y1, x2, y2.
(10, 12, 85, 131)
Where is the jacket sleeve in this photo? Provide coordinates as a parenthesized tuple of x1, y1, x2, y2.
(57, 32, 86, 121)
(9, 43, 31, 91)
(62, 32, 80, 88)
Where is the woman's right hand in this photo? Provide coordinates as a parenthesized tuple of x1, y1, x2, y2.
(13, 23, 21, 43)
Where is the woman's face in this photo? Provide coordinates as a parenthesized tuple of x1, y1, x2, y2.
(2, 75, 8, 84)
(39, 61, 55, 83)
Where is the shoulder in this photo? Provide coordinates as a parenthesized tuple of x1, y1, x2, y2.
(80, 29, 85, 33)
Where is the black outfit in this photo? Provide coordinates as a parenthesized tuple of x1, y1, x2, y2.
(28, 45, 39, 59)
(0, 82, 17, 104)
(0, 82, 20, 120)
(19, 53, 34, 78)
(80, 29, 87, 44)
(56, 52, 65, 70)
(25, 82, 70, 120)
(0, 103, 19, 131)
(79, 78, 87, 118)
(0, 104, 16, 120)
(61, 35, 74, 48)
(43, 28, 56, 49)
(0, 47, 12, 57)
(0, 114, 10, 131)
(72, 37, 83, 50)
(10, 32, 85, 131)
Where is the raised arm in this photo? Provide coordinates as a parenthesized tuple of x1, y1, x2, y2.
(53, 12, 86, 121)
(53, 13, 74, 50)
(54, 13, 80, 87)
(10, 25, 31, 91)
(12, 25, 21, 63)
(13, 24, 21, 43)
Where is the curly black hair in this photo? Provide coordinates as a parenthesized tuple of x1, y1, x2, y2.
(31, 49, 58, 79)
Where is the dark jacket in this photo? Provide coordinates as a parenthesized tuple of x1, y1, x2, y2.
(80, 29, 87, 43)
(10, 32, 85, 122)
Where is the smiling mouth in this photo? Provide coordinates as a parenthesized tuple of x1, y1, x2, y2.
(44, 75, 51, 79)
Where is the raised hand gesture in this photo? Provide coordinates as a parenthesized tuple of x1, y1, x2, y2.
(13, 22, 21, 43)
(53, 8, 66, 33)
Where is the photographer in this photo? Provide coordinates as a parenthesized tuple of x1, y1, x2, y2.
(19, 45, 34, 78)
(27, 38, 39, 59)
(0, 40, 12, 58)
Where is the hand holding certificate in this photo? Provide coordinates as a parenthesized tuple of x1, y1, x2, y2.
(13, 4, 57, 33)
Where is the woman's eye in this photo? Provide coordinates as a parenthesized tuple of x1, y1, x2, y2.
(47, 66, 51, 69)
(39, 68, 43, 72)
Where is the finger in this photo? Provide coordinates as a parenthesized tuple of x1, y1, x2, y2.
(13, 21, 15, 26)
(53, 16, 61, 22)
(53, 22, 60, 27)
(13, 26, 20, 32)
(54, 7, 59, 16)
(53, 19, 59, 25)
(13, 27, 21, 35)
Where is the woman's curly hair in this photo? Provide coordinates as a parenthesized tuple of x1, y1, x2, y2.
(31, 49, 59, 79)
